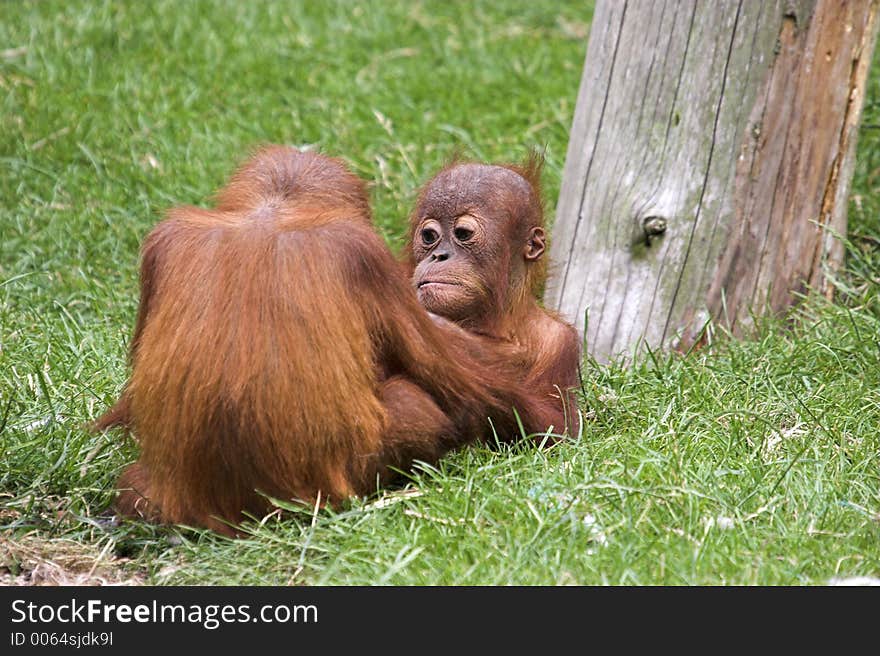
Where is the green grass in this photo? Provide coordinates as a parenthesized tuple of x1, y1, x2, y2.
(1, 0, 878, 586)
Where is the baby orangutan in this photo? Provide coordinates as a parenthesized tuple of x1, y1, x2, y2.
(407, 156, 581, 436)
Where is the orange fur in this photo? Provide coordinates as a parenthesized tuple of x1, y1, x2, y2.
(97, 145, 559, 534)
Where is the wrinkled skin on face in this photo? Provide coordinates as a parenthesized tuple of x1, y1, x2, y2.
(411, 163, 546, 333)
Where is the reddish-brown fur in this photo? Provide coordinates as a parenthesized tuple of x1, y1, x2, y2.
(407, 155, 582, 436)
(95, 146, 562, 535)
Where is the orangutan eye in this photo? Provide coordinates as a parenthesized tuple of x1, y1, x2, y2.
(421, 227, 440, 246)
(453, 226, 474, 242)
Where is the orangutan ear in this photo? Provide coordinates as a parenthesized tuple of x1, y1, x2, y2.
(524, 227, 546, 261)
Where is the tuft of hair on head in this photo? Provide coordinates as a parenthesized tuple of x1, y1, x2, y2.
(440, 144, 470, 171)
(418, 147, 546, 225)
(503, 148, 546, 226)
(212, 144, 371, 219)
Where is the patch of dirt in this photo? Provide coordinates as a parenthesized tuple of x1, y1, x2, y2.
(0, 535, 144, 586)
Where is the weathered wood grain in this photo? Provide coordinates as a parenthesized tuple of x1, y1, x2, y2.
(546, 0, 879, 362)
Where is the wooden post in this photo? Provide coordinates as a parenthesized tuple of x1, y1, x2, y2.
(546, 0, 879, 363)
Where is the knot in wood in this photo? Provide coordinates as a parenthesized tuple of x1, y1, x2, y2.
(643, 216, 667, 237)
